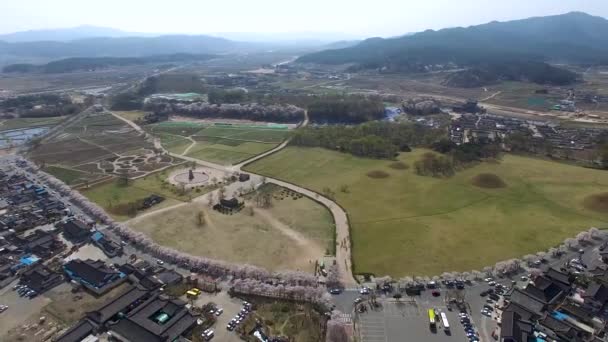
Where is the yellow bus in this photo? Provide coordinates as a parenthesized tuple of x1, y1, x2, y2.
(428, 309, 437, 331)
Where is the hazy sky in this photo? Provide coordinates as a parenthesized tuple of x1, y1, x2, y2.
(2, 0, 608, 37)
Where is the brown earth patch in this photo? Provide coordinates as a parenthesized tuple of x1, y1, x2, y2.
(471, 173, 507, 188)
(583, 193, 608, 213)
(367, 170, 390, 179)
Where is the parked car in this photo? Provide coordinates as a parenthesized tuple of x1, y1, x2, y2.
(202, 329, 214, 340)
(360, 287, 370, 295)
(0, 305, 7, 313)
(432, 290, 440, 297)
(329, 288, 342, 295)
(215, 308, 223, 316)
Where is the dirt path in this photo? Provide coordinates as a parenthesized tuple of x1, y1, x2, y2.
(480, 91, 502, 101)
(181, 136, 197, 156)
(110, 111, 145, 135)
(253, 207, 324, 256)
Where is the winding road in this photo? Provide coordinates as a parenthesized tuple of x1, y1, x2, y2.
(116, 109, 357, 286)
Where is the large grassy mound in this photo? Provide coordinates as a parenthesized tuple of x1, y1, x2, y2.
(583, 193, 608, 213)
(245, 147, 608, 276)
(471, 173, 507, 188)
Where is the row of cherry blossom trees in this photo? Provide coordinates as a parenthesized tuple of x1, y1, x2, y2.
(144, 99, 305, 123)
(392, 226, 607, 287)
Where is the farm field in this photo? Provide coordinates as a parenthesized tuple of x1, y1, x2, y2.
(42, 165, 89, 185)
(129, 184, 333, 271)
(245, 147, 608, 277)
(29, 112, 183, 184)
(0, 116, 65, 131)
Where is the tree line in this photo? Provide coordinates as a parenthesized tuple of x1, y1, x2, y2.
(291, 122, 444, 159)
(0, 94, 87, 118)
(413, 140, 502, 177)
(307, 95, 385, 123)
(145, 100, 305, 123)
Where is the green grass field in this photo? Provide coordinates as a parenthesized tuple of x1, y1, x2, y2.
(193, 126, 289, 143)
(157, 133, 192, 154)
(149, 121, 289, 164)
(186, 141, 276, 165)
(245, 147, 608, 276)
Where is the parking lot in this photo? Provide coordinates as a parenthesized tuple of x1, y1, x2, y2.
(192, 290, 244, 342)
(0, 279, 51, 334)
(357, 299, 472, 342)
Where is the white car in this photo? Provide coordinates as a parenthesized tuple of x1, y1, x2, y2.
(202, 329, 214, 340)
(484, 278, 493, 282)
(360, 287, 370, 295)
(156, 259, 164, 265)
(0, 305, 7, 313)
(488, 281, 496, 286)
(215, 308, 223, 316)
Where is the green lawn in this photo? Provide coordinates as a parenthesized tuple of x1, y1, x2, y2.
(157, 133, 192, 154)
(186, 141, 275, 165)
(81, 180, 158, 221)
(150, 122, 287, 163)
(0, 117, 65, 131)
(193, 126, 289, 143)
(245, 147, 608, 276)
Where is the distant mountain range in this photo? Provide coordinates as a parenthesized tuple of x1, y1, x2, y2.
(0, 25, 156, 42)
(297, 12, 608, 68)
(0, 35, 250, 60)
(0, 27, 355, 65)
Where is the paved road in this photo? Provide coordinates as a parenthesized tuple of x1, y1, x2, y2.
(119, 110, 357, 286)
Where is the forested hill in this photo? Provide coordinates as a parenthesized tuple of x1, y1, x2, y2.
(2, 54, 216, 74)
(297, 12, 608, 70)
